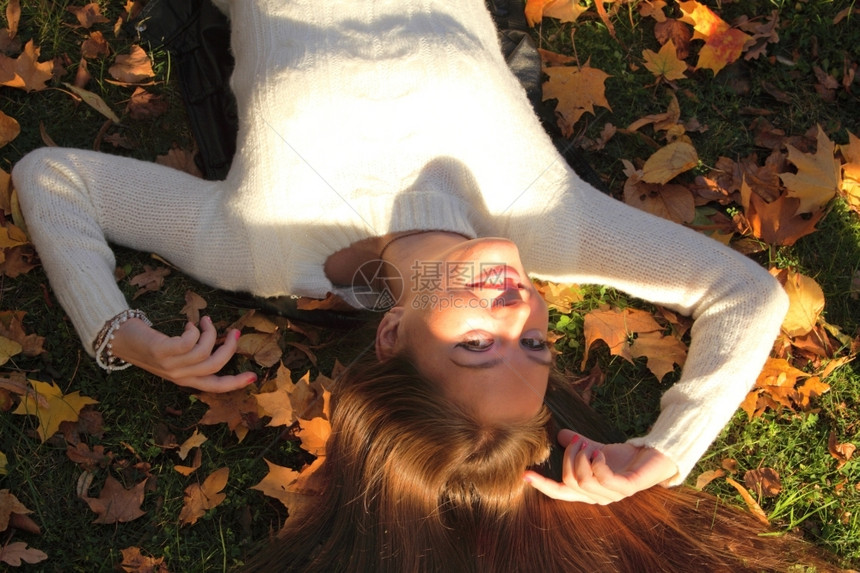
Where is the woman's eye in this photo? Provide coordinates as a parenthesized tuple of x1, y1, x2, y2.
(520, 337, 548, 351)
(457, 338, 493, 351)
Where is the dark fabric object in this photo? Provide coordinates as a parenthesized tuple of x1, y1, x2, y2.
(128, 0, 237, 180)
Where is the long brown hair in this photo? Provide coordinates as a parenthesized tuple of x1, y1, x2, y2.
(242, 355, 834, 572)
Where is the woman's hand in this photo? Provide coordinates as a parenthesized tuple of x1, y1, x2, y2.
(108, 316, 257, 392)
(523, 429, 678, 504)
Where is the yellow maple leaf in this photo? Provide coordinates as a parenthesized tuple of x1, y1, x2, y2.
(629, 331, 687, 380)
(251, 459, 301, 509)
(297, 417, 331, 457)
(642, 39, 687, 81)
(640, 140, 698, 184)
(0, 40, 54, 92)
(542, 62, 612, 137)
(0, 335, 22, 366)
(12, 379, 98, 442)
(779, 126, 841, 214)
(839, 131, 860, 214)
(0, 110, 20, 147)
(778, 269, 825, 338)
(525, 0, 589, 27)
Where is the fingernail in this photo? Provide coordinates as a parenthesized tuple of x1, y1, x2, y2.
(234, 329, 241, 341)
(591, 450, 599, 462)
(570, 435, 580, 446)
(246, 374, 257, 385)
(579, 439, 588, 452)
(522, 473, 532, 484)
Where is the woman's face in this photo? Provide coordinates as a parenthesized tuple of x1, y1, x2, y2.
(377, 238, 551, 424)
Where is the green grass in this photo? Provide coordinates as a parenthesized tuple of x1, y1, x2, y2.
(1, 0, 859, 571)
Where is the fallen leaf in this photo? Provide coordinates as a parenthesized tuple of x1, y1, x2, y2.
(0, 451, 6, 474)
(0, 310, 46, 356)
(678, 0, 751, 75)
(0, 40, 54, 92)
(534, 280, 584, 313)
(629, 330, 687, 380)
(178, 428, 207, 461)
(0, 489, 33, 530)
(297, 417, 331, 457)
(642, 39, 687, 81)
(129, 265, 170, 299)
(250, 459, 301, 509)
(6, 0, 20, 39)
(725, 476, 769, 525)
(779, 126, 841, 214)
(108, 45, 154, 84)
(198, 388, 259, 442)
(0, 335, 21, 365)
(740, 181, 824, 246)
(66, 443, 113, 472)
(694, 468, 725, 490)
(237, 331, 283, 367)
(155, 145, 203, 178)
(525, 0, 588, 26)
(542, 61, 612, 137)
(0, 109, 20, 147)
(641, 141, 699, 184)
(62, 82, 121, 123)
(0, 541, 48, 567)
(777, 269, 825, 337)
(828, 431, 856, 470)
(81, 474, 147, 524)
(174, 447, 202, 476)
(119, 546, 169, 573)
(127, 87, 169, 120)
(181, 290, 207, 324)
(581, 306, 663, 369)
(179, 467, 229, 526)
(11, 379, 98, 442)
(81, 31, 110, 59)
(744, 467, 782, 498)
(623, 161, 696, 224)
(67, 3, 110, 28)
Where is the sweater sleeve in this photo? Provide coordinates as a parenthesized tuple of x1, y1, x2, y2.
(12, 147, 254, 355)
(513, 170, 788, 484)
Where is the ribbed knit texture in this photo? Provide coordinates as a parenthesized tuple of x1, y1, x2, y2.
(12, 0, 787, 484)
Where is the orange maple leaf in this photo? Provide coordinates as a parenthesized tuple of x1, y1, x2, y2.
(678, 1, 751, 75)
(108, 45, 154, 84)
(581, 306, 661, 369)
(622, 160, 695, 224)
(0, 40, 54, 92)
(297, 417, 331, 457)
(629, 331, 687, 380)
(524, 0, 588, 27)
(739, 179, 824, 247)
(839, 132, 860, 214)
(198, 388, 259, 442)
(642, 39, 687, 81)
(641, 140, 699, 184)
(542, 61, 612, 137)
(779, 126, 841, 214)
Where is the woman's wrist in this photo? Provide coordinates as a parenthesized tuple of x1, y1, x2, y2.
(93, 309, 152, 372)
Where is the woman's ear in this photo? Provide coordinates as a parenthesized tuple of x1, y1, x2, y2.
(375, 307, 404, 361)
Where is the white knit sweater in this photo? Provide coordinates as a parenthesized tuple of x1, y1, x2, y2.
(12, 0, 787, 484)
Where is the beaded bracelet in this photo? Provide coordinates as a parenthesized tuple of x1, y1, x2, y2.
(93, 309, 152, 372)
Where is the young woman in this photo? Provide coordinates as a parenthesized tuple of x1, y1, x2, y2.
(12, 0, 786, 507)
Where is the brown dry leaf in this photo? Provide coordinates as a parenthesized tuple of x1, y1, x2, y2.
(0, 489, 34, 530)
(198, 388, 259, 442)
(5, 0, 20, 39)
(694, 468, 725, 490)
(155, 145, 203, 178)
(622, 161, 696, 224)
(642, 39, 687, 82)
(0, 541, 48, 567)
(678, 1, 751, 75)
(524, 0, 589, 26)
(0, 109, 20, 147)
(174, 447, 202, 476)
(66, 443, 112, 472)
(0, 40, 54, 91)
(794, 376, 830, 410)
(629, 330, 687, 380)
(542, 61, 612, 138)
(119, 546, 169, 573)
(839, 131, 860, 215)
(178, 428, 207, 461)
(67, 3, 110, 28)
(744, 468, 782, 498)
(581, 306, 663, 369)
(181, 290, 207, 324)
(774, 269, 825, 338)
(129, 265, 170, 299)
(290, 371, 330, 421)
(108, 44, 154, 84)
(82, 475, 147, 524)
(62, 82, 121, 123)
(725, 476, 769, 525)
(179, 467, 228, 526)
(779, 126, 841, 214)
(251, 459, 301, 509)
(237, 331, 283, 367)
(0, 335, 21, 366)
(828, 431, 856, 470)
(255, 367, 295, 427)
(81, 31, 110, 59)
(12, 379, 98, 442)
(128, 87, 169, 120)
(0, 310, 45, 356)
(654, 19, 692, 60)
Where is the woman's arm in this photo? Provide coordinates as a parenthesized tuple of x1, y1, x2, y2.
(12, 147, 257, 391)
(513, 167, 788, 498)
